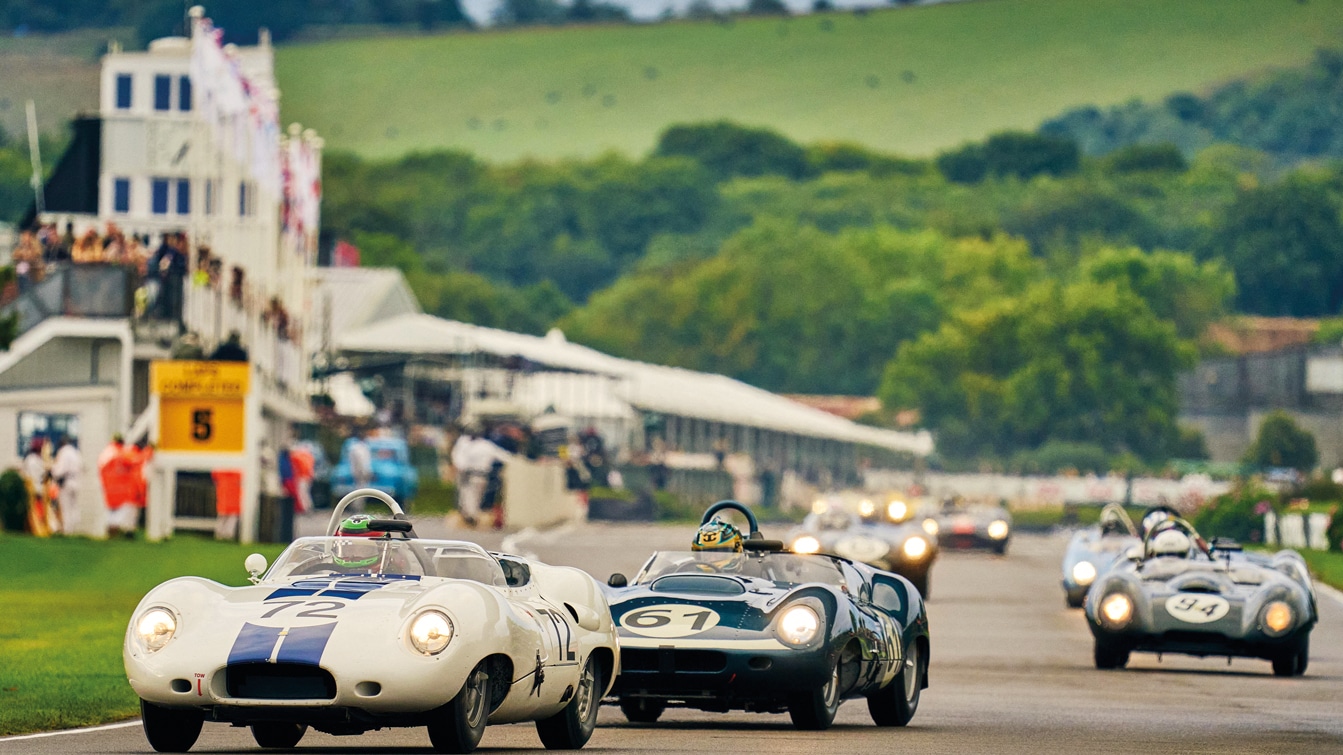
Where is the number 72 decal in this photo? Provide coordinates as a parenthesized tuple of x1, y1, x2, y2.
(619, 604, 721, 638)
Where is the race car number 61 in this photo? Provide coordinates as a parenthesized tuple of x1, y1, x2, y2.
(620, 605, 721, 638)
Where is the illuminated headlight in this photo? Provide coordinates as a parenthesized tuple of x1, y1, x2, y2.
(409, 611, 454, 655)
(792, 536, 821, 555)
(987, 520, 1010, 540)
(777, 605, 821, 646)
(1262, 601, 1294, 637)
(812, 499, 829, 515)
(135, 607, 177, 652)
(858, 499, 876, 517)
(922, 518, 939, 536)
(1099, 593, 1133, 628)
(1071, 561, 1098, 586)
(902, 536, 929, 560)
(887, 501, 908, 521)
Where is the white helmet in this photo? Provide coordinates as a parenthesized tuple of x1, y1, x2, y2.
(1148, 529, 1192, 558)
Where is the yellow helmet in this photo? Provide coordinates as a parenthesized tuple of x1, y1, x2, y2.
(692, 519, 744, 552)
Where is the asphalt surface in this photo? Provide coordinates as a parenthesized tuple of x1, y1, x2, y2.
(4, 519, 1342, 754)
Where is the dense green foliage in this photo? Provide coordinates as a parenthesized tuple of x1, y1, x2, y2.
(936, 131, 1080, 184)
(1192, 483, 1274, 543)
(0, 469, 26, 532)
(1242, 411, 1319, 472)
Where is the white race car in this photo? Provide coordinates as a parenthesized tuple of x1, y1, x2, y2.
(124, 489, 619, 753)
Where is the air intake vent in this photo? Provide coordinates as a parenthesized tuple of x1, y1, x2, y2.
(226, 663, 336, 700)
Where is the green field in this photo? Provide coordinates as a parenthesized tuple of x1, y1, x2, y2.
(275, 0, 1343, 161)
(0, 534, 286, 736)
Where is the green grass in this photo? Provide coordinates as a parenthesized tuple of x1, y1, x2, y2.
(0, 533, 287, 736)
(1009, 504, 1146, 532)
(274, 0, 1343, 161)
(1298, 549, 1343, 592)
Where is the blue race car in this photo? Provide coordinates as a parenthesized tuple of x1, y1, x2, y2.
(332, 437, 419, 504)
(605, 501, 930, 730)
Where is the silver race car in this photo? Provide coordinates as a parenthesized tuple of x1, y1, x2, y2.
(787, 495, 937, 598)
(1061, 504, 1141, 608)
(923, 498, 1012, 554)
(1085, 517, 1317, 676)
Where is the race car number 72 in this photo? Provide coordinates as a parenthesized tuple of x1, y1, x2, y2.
(620, 604, 722, 638)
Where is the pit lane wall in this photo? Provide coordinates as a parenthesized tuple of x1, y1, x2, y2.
(865, 471, 1231, 510)
(502, 457, 585, 529)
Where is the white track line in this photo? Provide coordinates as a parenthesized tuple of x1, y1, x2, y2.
(0, 720, 139, 742)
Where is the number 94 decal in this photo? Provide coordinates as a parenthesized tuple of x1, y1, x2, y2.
(619, 604, 721, 638)
(1164, 593, 1230, 624)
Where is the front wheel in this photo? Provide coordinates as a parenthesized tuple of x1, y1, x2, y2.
(140, 699, 203, 753)
(619, 697, 666, 724)
(1094, 638, 1130, 670)
(537, 655, 603, 749)
(867, 638, 923, 726)
(251, 722, 306, 748)
(428, 661, 491, 754)
(1271, 633, 1309, 677)
(788, 658, 842, 730)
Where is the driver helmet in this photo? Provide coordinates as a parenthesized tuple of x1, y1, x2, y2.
(334, 514, 384, 570)
(1140, 506, 1177, 537)
(1148, 528, 1193, 558)
(691, 519, 745, 572)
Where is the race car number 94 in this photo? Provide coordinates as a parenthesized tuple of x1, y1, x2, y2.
(1165, 593, 1230, 624)
(619, 605, 721, 638)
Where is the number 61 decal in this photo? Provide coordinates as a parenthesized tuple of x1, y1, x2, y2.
(619, 604, 721, 638)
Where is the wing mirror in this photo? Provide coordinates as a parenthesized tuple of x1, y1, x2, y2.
(607, 573, 628, 588)
(245, 553, 268, 583)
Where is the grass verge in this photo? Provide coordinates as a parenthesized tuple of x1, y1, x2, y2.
(0, 533, 287, 736)
(1298, 549, 1343, 592)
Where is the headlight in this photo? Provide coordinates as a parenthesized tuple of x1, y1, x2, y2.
(1072, 561, 1098, 586)
(987, 520, 1010, 540)
(409, 611, 454, 655)
(902, 536, 929, 560)
(922, 518, 939, 536)
(1099, 593, 1133, 628)
(135, 607, 177, 652)
(777, 605, 821, 646)
(792, 535, 821, 555)
(858, 499, 876, 517)
(1262, 601, 1294, 636)
(887, 500, 908, 521)
(812, 499, 828, 515)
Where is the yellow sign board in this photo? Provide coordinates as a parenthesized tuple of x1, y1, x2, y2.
(151, 361, 250, 453)
(150, 361, 250, 399)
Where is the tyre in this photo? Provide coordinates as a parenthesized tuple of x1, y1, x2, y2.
(788, 657, 842, 730)
(428, 661, 492, 754)
(619, 697, 665, 724)
(251, 722, 306, 748)
(867, 638, 923, 726)
(140, 699, 203, 753)
(1271, 633, 1309, 677)
(993, 540, 1009, 556)
(1066, 593, 1085, 609)
(1093, 638, 1130, 670)
(537, 654, 603, 749)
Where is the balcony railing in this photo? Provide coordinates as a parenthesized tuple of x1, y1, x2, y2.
(0, 264, 134, 338)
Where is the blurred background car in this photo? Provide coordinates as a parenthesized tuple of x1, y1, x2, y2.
(923, 498, 1012, 554)
(332, 435, 419, 505)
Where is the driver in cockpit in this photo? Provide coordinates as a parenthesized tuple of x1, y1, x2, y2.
(689, 519, 747, 575)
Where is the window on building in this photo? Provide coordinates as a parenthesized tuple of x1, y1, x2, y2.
(152, 178, 170, 215)
(239, 180, 253, 217)
(154, 75, 172, 111)
(178, 75, 192, 112)
(115, 74, 133, 110)
(175, 179, 190, 215)
(204, 179, 214, 216)
(113, 178, 131, 213)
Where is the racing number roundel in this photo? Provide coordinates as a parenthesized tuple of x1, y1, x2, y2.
(1165, 593, 1230, 624)
(619, 604, 721, 638)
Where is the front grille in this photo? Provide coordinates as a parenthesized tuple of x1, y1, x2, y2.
(226, 663, 336, 700)
(622, 648, 727, 673)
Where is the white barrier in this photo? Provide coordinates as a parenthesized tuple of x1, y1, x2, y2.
(1263, 511, 1334, 550)
(502, 458, 585, 530)
(865, 471, 1230, 510)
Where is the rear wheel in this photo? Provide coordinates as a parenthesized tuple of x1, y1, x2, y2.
(1271, 633, 1309, 677)
(140, 699, 203, 753)
(537, 654, 603, 749)
(788, 657, 842, 730)
(1093, 638, 1130, 670)
(428, 661, 491, 754)
(867, 638, 923, 726)
(251, 722, 306, 748)
(619, 697, 666, 724)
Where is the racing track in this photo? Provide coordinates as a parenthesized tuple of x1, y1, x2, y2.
(5, 524, 1341, 755)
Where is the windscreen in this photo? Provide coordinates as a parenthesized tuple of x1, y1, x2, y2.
(635, 550, 845, 588)
(267, 537, 506, 585)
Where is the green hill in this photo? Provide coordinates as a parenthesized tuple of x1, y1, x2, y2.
(274, 0, 1343, 162)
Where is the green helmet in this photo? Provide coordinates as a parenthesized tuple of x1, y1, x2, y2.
(334, 515, 382, 569)
(692, 519, 744, 552)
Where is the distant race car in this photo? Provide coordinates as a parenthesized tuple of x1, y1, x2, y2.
(125, 489, 618, 753)
(1084, 516, 1317, 676)
(332, 436, 420, 504)
(924, 499, 1012, 554)
(605, 501, 931, 730)
(787, 494, 938, 598)
(1061, 503, 1142, 608)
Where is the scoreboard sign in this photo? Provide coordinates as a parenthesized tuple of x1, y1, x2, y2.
(150, 361, 250, 453)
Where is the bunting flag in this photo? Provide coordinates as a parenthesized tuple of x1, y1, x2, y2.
(190, 17, 282, 196)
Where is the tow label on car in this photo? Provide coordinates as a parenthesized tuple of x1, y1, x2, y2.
(1165, 594, 1230, 623)
(619, 605, 721, 638)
